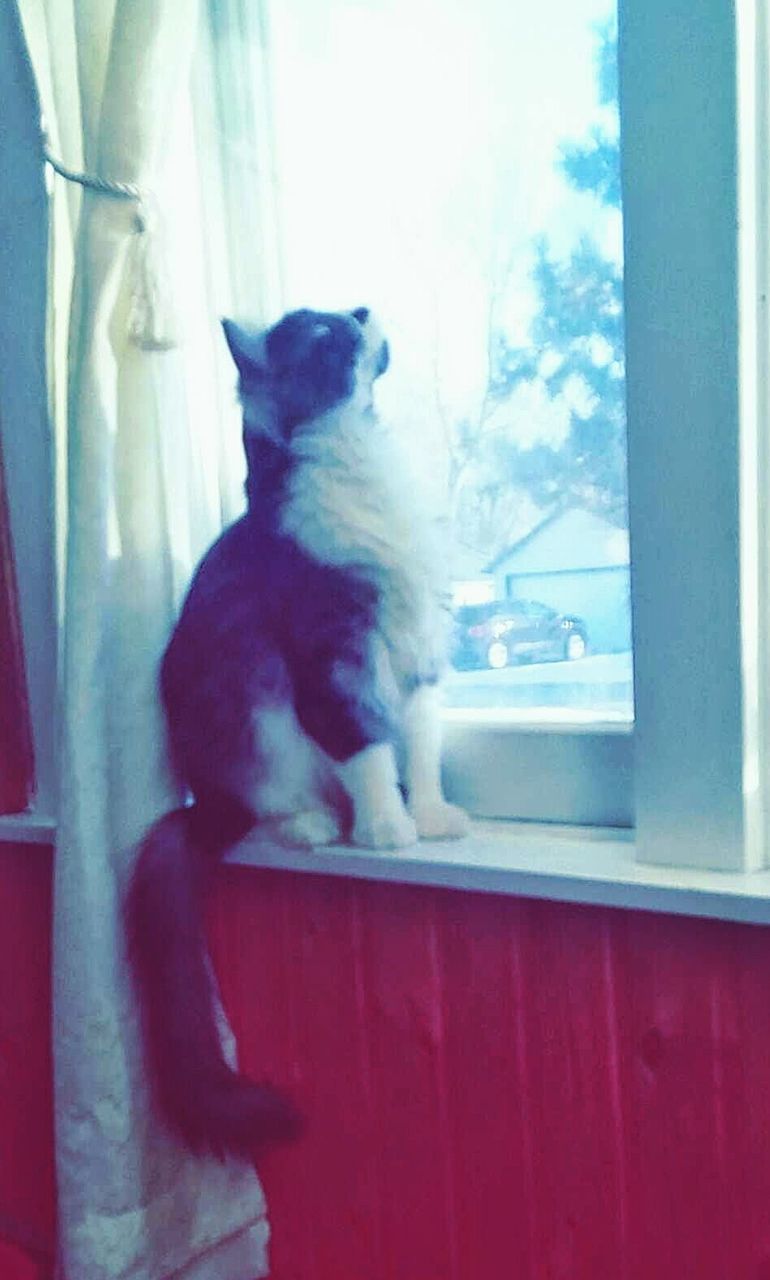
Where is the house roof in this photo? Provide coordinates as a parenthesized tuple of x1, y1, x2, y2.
(487, 507, 630, 575)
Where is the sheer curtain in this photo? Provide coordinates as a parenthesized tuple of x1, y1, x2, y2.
(15, 1, 281, 1276)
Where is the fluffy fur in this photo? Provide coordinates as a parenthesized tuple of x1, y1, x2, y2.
(126, 306, 467, 1158)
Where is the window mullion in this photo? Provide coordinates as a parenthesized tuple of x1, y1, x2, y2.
(621, 0, 757, 871)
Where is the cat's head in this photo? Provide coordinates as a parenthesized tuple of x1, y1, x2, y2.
(222, 307, 390, 440)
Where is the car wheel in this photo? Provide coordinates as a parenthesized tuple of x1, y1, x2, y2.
(487, 640, 509, 669)
(565, 632, 587, 661)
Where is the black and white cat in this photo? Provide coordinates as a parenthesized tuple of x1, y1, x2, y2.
(127, 306, 468, 1157)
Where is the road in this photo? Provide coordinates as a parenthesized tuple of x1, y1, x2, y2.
(443, 651, 634, 718)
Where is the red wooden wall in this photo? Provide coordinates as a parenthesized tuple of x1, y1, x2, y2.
(213, 869, 770, 1280)
(6, 844, 770, 1278)
(0, 845, 54, 1280)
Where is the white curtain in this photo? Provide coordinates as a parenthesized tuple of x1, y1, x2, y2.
(15, 1, 280, 1276)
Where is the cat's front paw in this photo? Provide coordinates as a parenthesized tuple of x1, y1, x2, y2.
(352, 811, 418, 851)
(411, 800, 470, 841)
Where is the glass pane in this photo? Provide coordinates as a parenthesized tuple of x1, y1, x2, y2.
(267, 0, 632, 724)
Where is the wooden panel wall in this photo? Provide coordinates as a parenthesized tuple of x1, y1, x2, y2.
(6, 847, 770, 1279)
(209, 868, 770, 1280)
(0, 844, 54, 1277)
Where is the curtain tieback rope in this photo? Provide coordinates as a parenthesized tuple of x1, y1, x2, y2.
(43, 134, 178, 352)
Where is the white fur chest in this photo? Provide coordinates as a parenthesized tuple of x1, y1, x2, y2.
(280, 407, 450, 684)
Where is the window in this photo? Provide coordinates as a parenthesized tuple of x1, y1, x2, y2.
(191, 0, 770, 868)
(265, 0, 633, 729)
(1, 0, 766, 879)
(205, 0, 634, 826)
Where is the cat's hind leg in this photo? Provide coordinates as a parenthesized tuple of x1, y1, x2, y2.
(247, 705, 346, 848)
(263, 809, 343, 848)
(338, 742, 417, 849)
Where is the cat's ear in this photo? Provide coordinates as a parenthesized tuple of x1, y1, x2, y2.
(221, 319, 266, 380)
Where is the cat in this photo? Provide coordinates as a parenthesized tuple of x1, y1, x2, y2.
(126, 306, 468, 1158)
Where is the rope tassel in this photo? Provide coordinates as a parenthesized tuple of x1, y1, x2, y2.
(127, 203, 178, 352)
(43, 134, 179, 352)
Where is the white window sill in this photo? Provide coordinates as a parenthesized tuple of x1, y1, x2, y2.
(0, 811, 56, 844)
(6, 812, 770, 927)
(229, 819, 770, 927)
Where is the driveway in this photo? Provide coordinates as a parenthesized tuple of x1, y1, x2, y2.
(443, 651, 633, 719)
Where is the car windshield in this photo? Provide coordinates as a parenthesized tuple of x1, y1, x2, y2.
(455, 603, 515, 625)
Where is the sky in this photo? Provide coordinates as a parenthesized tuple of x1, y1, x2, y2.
(264, 0, 620, 483)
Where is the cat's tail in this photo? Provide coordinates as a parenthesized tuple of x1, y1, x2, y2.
(125, 796, 302, 1157)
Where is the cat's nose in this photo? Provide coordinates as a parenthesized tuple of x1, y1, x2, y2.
(351, 307, 370, 325)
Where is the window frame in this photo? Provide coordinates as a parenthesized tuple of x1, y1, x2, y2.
(618, 0, 766, 872)
(445, 0, 768, 874)
(0, 0, 56, 830)
(0, 429, 35, 815)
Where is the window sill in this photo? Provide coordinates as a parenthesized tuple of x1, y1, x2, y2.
(229, 819, 770, 927)
(4, 812, 770, 927)
(0, 811, 55, 844)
